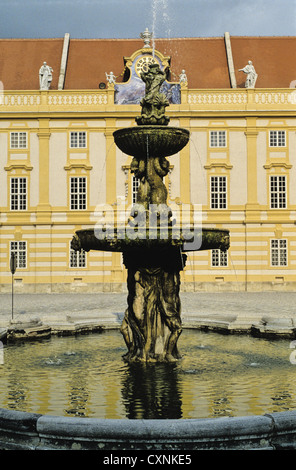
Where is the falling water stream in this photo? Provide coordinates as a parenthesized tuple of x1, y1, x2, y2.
(151, 0, 171, 57)
(1, 329, 296, 420)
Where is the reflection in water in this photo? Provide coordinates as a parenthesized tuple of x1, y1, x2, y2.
(66, 383, 89, 417)
(1, 330, 296, 419)
(8, 382, 27, 410)
(122, 363, 182, 419)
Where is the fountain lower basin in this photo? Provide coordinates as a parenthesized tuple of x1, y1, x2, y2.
(1, 329, 296, 450)
(1, 330, 296, 420)
(71, 227, 230, 253)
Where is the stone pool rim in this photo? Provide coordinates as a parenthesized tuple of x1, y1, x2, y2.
(1, 407, 296, 450)
(1, 308, 296, 450)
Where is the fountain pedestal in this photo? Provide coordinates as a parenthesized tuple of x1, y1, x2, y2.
(121, 247, 186, 362)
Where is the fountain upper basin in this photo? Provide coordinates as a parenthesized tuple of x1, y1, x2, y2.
(113, 126, 190, 158)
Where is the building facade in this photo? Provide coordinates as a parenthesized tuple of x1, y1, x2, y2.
(1, 32, 296, 292)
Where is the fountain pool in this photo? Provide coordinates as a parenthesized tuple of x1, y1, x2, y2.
(1, 329, 296, 420)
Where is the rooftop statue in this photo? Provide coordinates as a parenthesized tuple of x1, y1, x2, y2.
(136, 63, 170, 126)
(39, 62, 53, 90)
(239, 60, 258, 88)
(179, 69, 188, 86)
(105, 71, 117, 85)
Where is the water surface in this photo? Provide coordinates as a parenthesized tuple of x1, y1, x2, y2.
(0, 330, 295, 419)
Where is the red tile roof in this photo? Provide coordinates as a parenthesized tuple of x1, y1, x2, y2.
(231, 36, 296, 89)
(0, 38, 64, 90)
(0, 35, 295, 90)
(64, 37, 231, 89)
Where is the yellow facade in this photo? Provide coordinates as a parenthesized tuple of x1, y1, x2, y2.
(1, 72, 296, 292)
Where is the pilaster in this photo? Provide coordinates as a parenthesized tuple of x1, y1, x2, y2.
(179, 118, 191, 204)
(37, 119, 51, 222)
(105, 118, 117, 205)
(105, 118, 124, 283)
(180, 83, 188, 106)
(245, 118, 260, 221)
(107, 83, 115, 105)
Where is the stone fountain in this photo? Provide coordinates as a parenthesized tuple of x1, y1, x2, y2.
(71, 63, 229, 363)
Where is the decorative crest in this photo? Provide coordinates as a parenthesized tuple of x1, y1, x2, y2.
(140, 28, 153, 48)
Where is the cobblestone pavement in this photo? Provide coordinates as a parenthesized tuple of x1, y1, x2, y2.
(0, 291, 296, 325)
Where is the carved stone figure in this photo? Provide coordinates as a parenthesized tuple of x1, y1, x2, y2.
(105, 71, 116, 84)
(136, 63, 169, 126)
(39, 62, 53, 90)
(179, 69, 188, 85)
(120, 248, 186, 362)
(239, 60, 258, 88)
(131, 153, 170, 208)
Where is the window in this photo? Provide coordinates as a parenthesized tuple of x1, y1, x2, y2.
(211, 249, 228, 267)
(70, 131, 87, 148)
(271, 239, 287, 266)
(70, 177, 87, 210)
(210, 176, 227, 209)
(10, 177, 27, 210)
(269, 130, 286, 147)
(10, 132, 27, 149)
(10, 241, 27, 269)
(270, 175, 286, 209)
(132, 176, 140, 204)
(210, 131, 226, 148)
(70, 248, 86, 268)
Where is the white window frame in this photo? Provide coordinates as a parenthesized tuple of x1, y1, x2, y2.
(10, 132, 27, 149)
(270, 175, 287, 209)
(269, 130, 286, 147)
(70, 131, 87, 148)
(211, 249, 228, 267)
(70, 177, 87, 210)
(210, 130, 226, 148)
(10, 241, 27, 269)
(69, 246, 86, 268)
(10, 177, 27, 210)
(210, 175, 227, 209)
(132, 175, 140, 204)
(271, 239, 288, 267)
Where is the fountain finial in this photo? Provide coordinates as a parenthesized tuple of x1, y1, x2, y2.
(140, 28, 153, 48)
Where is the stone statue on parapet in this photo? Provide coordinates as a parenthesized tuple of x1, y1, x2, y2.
(179, 69, 188, 86)
(239, 60, 258, 88)
(39, 62, 53, 90)
(105, 71, 117, 85)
